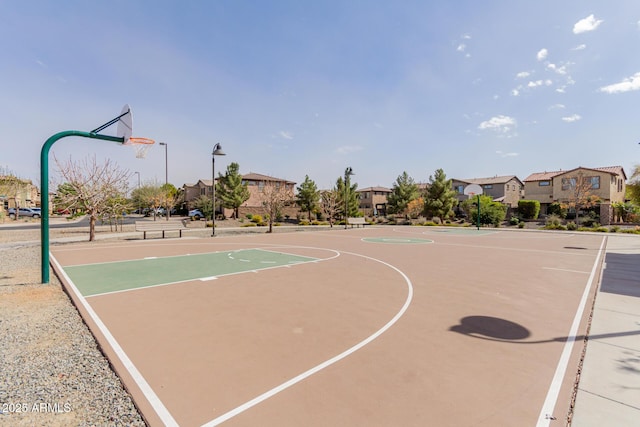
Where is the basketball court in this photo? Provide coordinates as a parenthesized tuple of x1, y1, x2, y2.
(50, 227, 606, 426)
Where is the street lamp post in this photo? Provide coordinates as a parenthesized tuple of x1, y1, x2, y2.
(211, 143, 226, 236)
(344, 167, 354, 229)
(133, 171, 141, 214)
(158, 142, 168, 185)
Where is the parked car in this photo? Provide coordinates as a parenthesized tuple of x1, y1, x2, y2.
(8, 207, 41, 219)
(188, 209, 204, 220)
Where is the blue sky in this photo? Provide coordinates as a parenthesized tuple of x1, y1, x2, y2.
(1, 1, 639, 191)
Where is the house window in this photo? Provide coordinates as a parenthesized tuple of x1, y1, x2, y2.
(618, 178, 623, 192)
(538, 181, 550, 186)
(588, 176, 600, 189)
(455, 185, 464, 194)
(483, 184, 493, 189)
(561, 178, 576, 190)
(258, 182, 264, 191)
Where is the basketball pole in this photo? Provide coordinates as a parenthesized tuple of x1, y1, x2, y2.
(40, 130, 124, 284)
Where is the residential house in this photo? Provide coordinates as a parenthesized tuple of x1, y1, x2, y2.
(357, 186, 392, 216)
(182, 173, 298, 219)
(0, 176, 40, 215)
(451, 175, 524, 208)
(523, 166, 627, 222)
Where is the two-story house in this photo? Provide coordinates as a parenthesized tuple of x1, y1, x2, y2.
(523, 166, 626, 221)
(182, 173, 297, 219)
(357, 186, 392, 216)
(451, 175, 524, 208)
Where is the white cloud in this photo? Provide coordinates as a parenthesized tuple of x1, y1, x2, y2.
(457, 43, 466, 52)
(537, 48, 548, 61)
(278, 130, 293, 140)
(496, 150, 519, 158)
(335, 145, 363, 155)
(573, 14, 603, 34)
(461, 34, 471, 40)
(599, 72, 640, 94)
(547, 63, 569, 75)
(562, 114, 582, 122)
(527, 79, 553, 88)
(511, 89, 520, 96)
(516, 71, 530, 79)
(478, 115, 517, 136)
(572, 44, 587, 51)
(548, 103, 566, 110)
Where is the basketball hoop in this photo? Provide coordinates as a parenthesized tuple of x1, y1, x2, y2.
(124, 137, 155, 159)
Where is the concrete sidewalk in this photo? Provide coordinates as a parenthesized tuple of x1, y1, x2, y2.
(571, 235, 640, 426)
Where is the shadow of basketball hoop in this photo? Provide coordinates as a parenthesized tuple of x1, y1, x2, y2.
(449, 315, 530, 340)
(450, 315, 640, 344)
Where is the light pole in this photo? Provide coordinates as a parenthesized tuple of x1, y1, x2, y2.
(158, 142, 168, 185)
(344, 167, 354, 229)
(133, 171, 141, 214)
(159, 142, 169, 219)
(211, 143, 226, 236)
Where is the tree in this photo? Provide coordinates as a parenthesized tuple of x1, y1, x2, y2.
(296, 175, 319, 220)
(131, 183, 165, 220)
(560, 171, 601, 224)
(320, 188, 340, 227)
(260, 181, 294, 233)
(627, 164, 640, 206)
(54, 155, 130, 241)
(216, 162, 250, 219)
(387, 171, 420, 218)
(160, 183, 179, 219)
(423, 169, 458, 220)
(336, 174, 359, 220)
(407, 197, 424, 219)
(192, 194, 213, 220)
(0, 167, 29, 219)
(461, 195, 507, 227)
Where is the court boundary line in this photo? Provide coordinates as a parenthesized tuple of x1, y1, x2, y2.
(535, 235, 606, 426)
(50, 254, 180, 427)
(200, 249, 414, 427)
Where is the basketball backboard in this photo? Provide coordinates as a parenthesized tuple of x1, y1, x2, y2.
(116, 104, 133, 143)
(463, 184, 483, 197)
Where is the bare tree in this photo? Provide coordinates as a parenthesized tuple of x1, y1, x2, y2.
(0, 166, 27, 218)
(320, 188, 340, 228)
(55, 155, 130, 241)
(260, 181, 294, 233)
(561, 171, 600, 224)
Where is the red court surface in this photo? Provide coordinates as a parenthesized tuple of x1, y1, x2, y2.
(50, 227, 606, 426)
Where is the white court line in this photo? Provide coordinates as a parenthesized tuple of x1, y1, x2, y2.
(536, 236, 606, 426)
(50, 254, 179, 427)
(542, 267, 590, 274)
(200, 250, 414, 427)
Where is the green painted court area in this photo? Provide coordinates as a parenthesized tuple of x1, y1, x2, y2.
(65, 249, 318, 297)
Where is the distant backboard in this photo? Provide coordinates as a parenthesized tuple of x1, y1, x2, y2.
(116, 104, 132, 143)
(463, 184, 483, 196)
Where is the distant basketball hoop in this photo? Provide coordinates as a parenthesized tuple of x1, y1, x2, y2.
(463, 184, 483, 230)
(463, 183, 483, 197)
(124, 137, 155, 159)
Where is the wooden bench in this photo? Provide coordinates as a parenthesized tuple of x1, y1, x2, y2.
(347, 217, 369, 228)
(135, 219, 188, 239)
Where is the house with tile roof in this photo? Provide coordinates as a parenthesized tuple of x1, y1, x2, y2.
(181, 172, 298, 219)
(523, 166, 626, 216)
(451, 175, 524, 208)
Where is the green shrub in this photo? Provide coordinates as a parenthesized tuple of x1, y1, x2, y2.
(509, 215, 520, 226)
(518, 200, 541, 220)
(251, 215, 263, 224)
(432, 216, 442, 224)
(246, 214, 253, 219)
(299, 219, 310, 226)
(423, 221, 437, 226)
(242, 222, 257, 227)
(621, 227, 640, 234)
(581, 218, 599, 228)
(610, 226, 620, 233)
(594, 226, 608, 233)
(518, 221, 525, 228)
(547, 202, 567, 218)
(566, 221, 577, 231)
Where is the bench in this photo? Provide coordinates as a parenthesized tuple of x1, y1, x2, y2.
(135, 219, 188, 239)
(347, 217, 369, 228)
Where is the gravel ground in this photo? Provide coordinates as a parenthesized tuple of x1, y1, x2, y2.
(0, 226, 146, 426)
